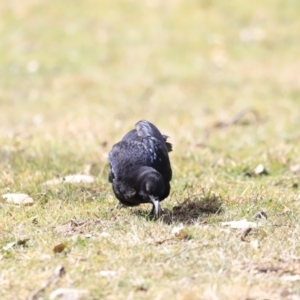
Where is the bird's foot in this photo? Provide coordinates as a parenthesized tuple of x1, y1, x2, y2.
(111, 202, 126, 212)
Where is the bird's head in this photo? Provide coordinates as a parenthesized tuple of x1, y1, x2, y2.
(137, 167, 167, 219)
(137, 167, 165, 199)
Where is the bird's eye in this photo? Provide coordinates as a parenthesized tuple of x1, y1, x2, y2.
(145, 182, 152, 192)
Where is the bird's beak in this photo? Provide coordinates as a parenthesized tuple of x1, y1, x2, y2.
(149, 195, 161, 219)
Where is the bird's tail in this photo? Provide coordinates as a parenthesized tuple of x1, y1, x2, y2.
(136, 120, 157, 137)
(136, 120, 172, 152)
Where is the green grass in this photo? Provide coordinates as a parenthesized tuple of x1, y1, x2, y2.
(1, 0, 300, 299)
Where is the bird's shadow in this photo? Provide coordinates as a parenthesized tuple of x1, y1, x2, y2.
(134, 191, 224, 225)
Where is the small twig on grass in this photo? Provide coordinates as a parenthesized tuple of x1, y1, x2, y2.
(166, 245, 207, 261)
(154, 238, 175, 245)
(28, 265, 65, 300)
(215, 108, 259, 129)
(240, 227, 252, 241)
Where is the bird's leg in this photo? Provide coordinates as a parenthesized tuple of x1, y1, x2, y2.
(149, 196, 162, 219)
(111, 202, 126, 211)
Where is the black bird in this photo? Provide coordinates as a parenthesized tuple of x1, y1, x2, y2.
(108, 120, 172, 219)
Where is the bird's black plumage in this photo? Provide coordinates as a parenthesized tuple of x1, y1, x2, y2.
(108, 120, 172, 218)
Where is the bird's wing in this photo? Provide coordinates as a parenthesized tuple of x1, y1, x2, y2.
(109, 138, 166, 180)
(108, 140, 146, 182)
(131, 137, 172, 182)
(144, 137, 172, 182)
(121, 129, 138, 142)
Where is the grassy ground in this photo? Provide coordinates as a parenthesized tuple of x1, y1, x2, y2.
(1, 0, 300, 299)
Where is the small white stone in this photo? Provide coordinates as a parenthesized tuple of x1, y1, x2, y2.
(100, 232, 111, 238)
(250, 239, 260, 249)
(42, 174, 94, 186)
(290, 164, 300, 173)
(50, 288, 89, 300)
(26, 60, 39, 73)
(221, 219, 261, 229)
(2, 193, 34, 205)
(172, 224, 184, 235)
(239, 28, 265, 43)
(254, 164, 265, 175)
(99, 270, 117, 277)
(281, 275, 300, 282)
(64, 174, 94, 183)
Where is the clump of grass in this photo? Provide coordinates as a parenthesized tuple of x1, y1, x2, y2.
(171, 189, 223, 224)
